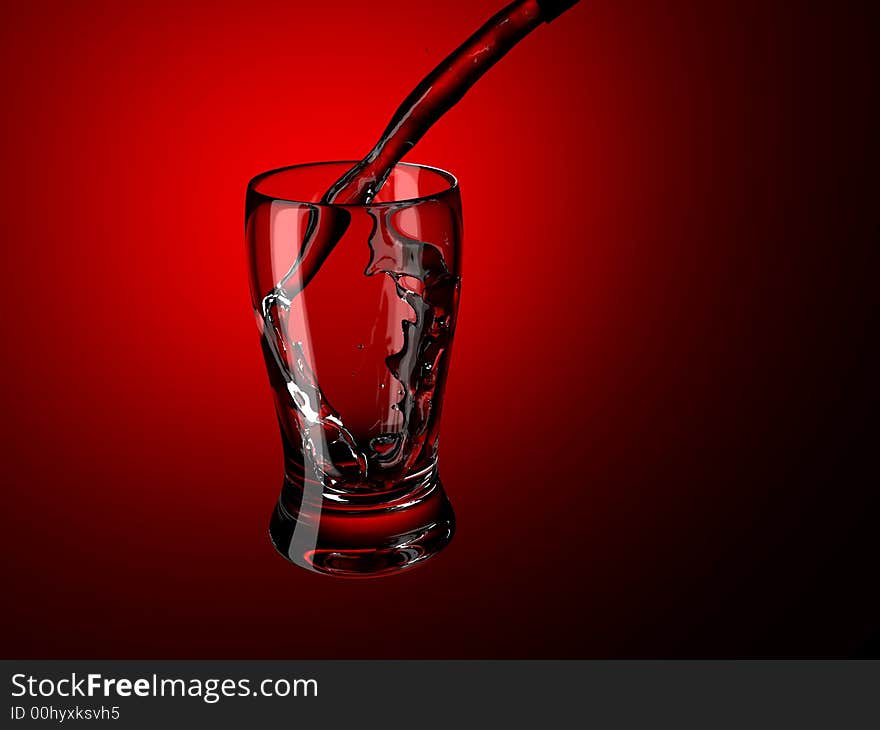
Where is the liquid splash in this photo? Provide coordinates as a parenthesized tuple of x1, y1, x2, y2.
(257, 1, 577, 489)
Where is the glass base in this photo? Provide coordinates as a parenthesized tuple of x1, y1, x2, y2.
(268, 478, 455, 578)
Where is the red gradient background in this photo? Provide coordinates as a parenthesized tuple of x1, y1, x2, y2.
(1, 1, 874, 657)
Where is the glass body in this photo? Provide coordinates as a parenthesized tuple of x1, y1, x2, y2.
(246, 162, 461, 576)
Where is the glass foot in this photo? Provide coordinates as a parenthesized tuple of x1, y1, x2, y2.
(269, 479, 455, 577)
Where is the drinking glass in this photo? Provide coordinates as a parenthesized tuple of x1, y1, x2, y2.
(246, 161, 461, 576)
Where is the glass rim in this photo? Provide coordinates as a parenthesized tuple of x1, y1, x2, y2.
(247, 160, 459, 208)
